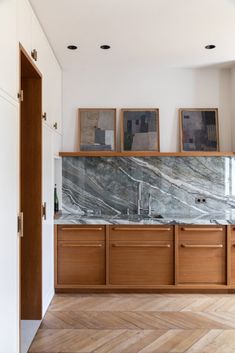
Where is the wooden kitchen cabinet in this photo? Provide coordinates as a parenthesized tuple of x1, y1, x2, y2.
(231, 226, 235, 285)
(109, 225, 174, 285)
(178, 226, 226, 284)
(57, 225, 106, 285)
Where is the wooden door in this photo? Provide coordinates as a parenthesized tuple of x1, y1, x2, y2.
(231, 227, 235, 284)
(109, 225, 174, 285)
(20, 48, 43, 319)
(178, 226, 226, 284)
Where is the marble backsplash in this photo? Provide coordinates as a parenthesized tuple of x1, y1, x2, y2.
(62, 156, 235, 216)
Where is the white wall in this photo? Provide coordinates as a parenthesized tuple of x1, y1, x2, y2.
(231, 66, 235, 152)
(62, 66, 232, 152)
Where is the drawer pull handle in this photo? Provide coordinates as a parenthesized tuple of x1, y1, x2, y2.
(181, 243, 223, 248)
(112, 243, 171, 248)
(112, 227, 171, 231)
(60, 243, 103, 248)
(61, 227, 103, 231)
(181, 227, 223, 232)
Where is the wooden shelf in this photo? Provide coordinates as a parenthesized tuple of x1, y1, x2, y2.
(59, 151, 235, 157)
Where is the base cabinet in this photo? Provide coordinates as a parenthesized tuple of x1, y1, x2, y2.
(55, 224, 234, 291)
(231, 227, 235, 285)
(109, 226, 174, 285)
(57, 225, 106, 285)
(178, 226, 226, 284)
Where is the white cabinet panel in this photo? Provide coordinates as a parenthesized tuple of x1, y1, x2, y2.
(31, 12, 47, 73)
(0, 0, 17, 99)
(42, 125, 54, 315)
(0, 95, 19, 353)
(17, 0, 31, 55)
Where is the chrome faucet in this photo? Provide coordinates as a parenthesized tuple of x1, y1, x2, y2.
(148, 193, 152, 216)
(137, 182, 142, 215)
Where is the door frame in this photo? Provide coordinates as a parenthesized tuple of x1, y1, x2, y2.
(19, 43, 43, 325)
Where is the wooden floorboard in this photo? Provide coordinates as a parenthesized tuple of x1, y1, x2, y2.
(29, 294, 235, 353)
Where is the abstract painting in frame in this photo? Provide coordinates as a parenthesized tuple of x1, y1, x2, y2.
(121, 109, 160, 151)
(78, 108, 116, 151)
(179, 108, 219, 152)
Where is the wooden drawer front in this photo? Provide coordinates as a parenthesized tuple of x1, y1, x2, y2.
(231, 227, 235, 284)
(58, 240, 105, 285)
(58, 225, 105, 241)
(178, 226, 226, 284)
(110, 225, 173, 241)
(110, 234, 174, 285)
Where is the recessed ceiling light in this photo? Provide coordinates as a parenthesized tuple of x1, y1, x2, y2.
(100, 45, 111, 50)
(67, 45, 78, 50)
(205, 44, 216, 50)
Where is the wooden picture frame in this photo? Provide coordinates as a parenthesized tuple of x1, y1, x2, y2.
(78, 108, 117, 152)
(179, 108, 220, 152)
(120, 108, 160, 152)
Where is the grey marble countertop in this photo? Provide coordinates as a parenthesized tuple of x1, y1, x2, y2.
(54, 212, 235, 225)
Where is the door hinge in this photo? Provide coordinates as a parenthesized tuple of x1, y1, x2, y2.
(31, 49, 38, 61)
(17, 212, 24, 237)
(17, 90, 24, 102)
(42, 202, 47, 220)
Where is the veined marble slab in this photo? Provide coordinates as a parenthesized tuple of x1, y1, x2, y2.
(62, 156, 235, 217)
(54, 212, 235, 225)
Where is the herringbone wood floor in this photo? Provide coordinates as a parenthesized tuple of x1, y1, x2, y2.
(29, 293, 235, 353)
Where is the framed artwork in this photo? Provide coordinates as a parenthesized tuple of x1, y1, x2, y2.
(121, 109, 160, 151)
(179, 108, 220, 152)
(78, 108, 116, 151)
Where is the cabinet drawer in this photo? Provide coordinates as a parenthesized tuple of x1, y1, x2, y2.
(58, 240, 105, 285)
(110, 231, 174, 285)
(58, 225, 105, 241)
(178, 226, 226, 284)
(110, 225, 173, 241)
(231, 227, 235, 285)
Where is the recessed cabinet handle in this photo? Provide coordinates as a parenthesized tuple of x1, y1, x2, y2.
(181, 227, 224, 232)
(53, 122, 58, 130)
(61, 227, 103, 231)
(112, 227, 171, 231)
(42, 112, 47, 121)
(181, 243, 223, 248)
(60, 243, 103, 248)
(112, 243, 171, 248)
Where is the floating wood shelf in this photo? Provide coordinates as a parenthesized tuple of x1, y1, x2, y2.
(59, 151, 235, 157)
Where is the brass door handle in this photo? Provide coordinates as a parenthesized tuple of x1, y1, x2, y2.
(181, 243, 223, 248)
(61, 227, 103, 231)
(181, 227, 224, 232)
(60, 243, 103, 248)
(42, 112, 47, 121)
(111, 243, 171, 248)
(112, 227, 171, 231)
(53, 122, 58, 130)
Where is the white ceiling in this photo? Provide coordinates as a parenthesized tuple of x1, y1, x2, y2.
(30, 0, 235, 70)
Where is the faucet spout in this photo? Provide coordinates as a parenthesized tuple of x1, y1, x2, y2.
(137, 182, 142, 215)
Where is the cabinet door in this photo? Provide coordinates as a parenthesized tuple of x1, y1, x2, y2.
(0, 95, 19, 353)
(109, 226, 174, 285)
(42, 125, 54, 315)
(178, 226, 226, 284)
(57, 226, 106, 285)
(0, 0, 17, 99)
(31, 12, 47, 72)
(231, 227, 235, 285)
(17, 0, 32, 55)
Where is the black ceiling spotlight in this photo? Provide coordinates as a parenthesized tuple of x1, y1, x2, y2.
(67, 45, 78, 50)
(100, 45, 111, 50)
(205, 44, 216, 50)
